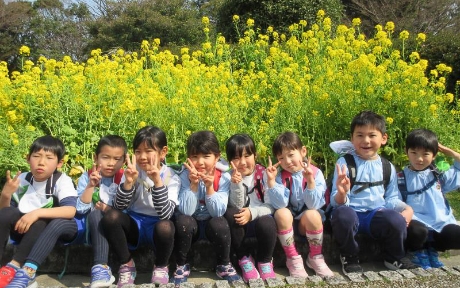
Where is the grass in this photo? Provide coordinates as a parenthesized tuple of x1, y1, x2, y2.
(446, 190, 460, 219)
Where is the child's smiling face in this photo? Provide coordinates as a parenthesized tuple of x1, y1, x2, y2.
(351, 125, 387, 160)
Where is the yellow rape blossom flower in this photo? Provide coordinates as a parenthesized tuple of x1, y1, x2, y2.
(416, 33, 426, 43)
(384, 22, 395, 33)
(19, 45, 30, 56)
(399, 30, 409, 40)
(233, 15, 240, 23)
(317, 9, 325, 18)
(386, 117, 394, 125)
(202, 16, 210, 25)
(247, 18, 255, 28)
(352, 18, 361, 27)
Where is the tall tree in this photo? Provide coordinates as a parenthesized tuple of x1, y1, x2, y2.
(86, 0, 204, 53)
(30, 0, 92, 60)
(216, 0, 344, 41)
(0, 1, 34, 66)
(342, 0, 460, 35)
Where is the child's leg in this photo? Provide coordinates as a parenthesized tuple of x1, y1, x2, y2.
(254, 215, 277, 263)
(299, 210, 333, 277)
(151, 219, 175, 285)
(171, 215, 197, 285)
(427, 224, 460, 268)
(101, 209, 138, 287)
(432, 223, 460, 251)
(274, 208, 307, 278)
(330, 206, 362, 274)
(100, 209, 138, 264)
(88, 209, 109, 265)
(153, 219, 175, 267)
(0, 207, 48, 287)
(0, 207, 22, 264)
(299, 210, 323, 257)
(88, 209, 116, 287)
(405, 219, 431, 269)
(25, 218, 77, 268)
(369, 209, 416, 270)
(205, 216, 232, 265)
(254, 215, 277, 280)
(206, 216, 241, 283)
(274, 208, 298, 257)
(7, 218, 77, 287)
(330, 206, 359, 256)
(223, 207, 247, 259)
(406, 220, 428, 251)
(173, 214, 197, 266)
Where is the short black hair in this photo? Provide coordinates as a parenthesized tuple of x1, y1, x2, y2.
(187, 131, 220, 156)
(351, 110, 386, 135)
(28, 135, 65, 161)
(272, 131, 303, 157)
(95, 135, 128, 159)
(405, 128, 438, 155)
(226, 134, 256, 161)
(133, 126, 167, 151)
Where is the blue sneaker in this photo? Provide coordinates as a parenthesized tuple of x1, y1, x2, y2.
(427, 247, 444, 268)
(171, 263, 190, 286)
(90, 264, 115, 288)
(215, 263, 242, 283)
(408, 250, 431, 269)
(5, 268, 37, 288)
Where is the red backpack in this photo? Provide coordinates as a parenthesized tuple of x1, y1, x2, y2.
(87, 168, 124, 186)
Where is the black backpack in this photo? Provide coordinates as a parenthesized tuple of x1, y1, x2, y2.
(325, 154, 392, 205)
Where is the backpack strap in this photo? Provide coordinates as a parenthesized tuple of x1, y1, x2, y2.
(114, 169, 124, 184)
(381, 157, 391, 191)
(253, 164, 265, 202)
(213, 169, 222, 191)
(398, 164, 449, 210)
(346, 154, 390, 194)
(343, 154, 357, 189)
(25, 171, 61, 198)
(281, 164, 319, 216)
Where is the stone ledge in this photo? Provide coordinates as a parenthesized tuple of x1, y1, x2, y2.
(3, 233, 384, 274)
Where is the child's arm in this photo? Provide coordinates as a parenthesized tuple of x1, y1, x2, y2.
(302, 167, 327, 210)
(113, 154, 137, 210)
(439, 143, 460, 162)
(178, 166, 200, 215)
(437, 143, 460, 192)
(0, 171, 21, 208)
(331, 159, 351, 207)
(204, 172, 230, 217)
(228, 162, 245, 209)
(149, 161, 179, 220)
(79, 164, 101, 204)
(248, 182, 275, 219)
(265, 157, 290, 209)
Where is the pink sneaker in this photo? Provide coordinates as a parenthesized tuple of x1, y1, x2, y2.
(238, 255, 260, 282)
(306, 254, 334, 278)
(257, 261, 276, 281)
(151, 266, 169, 285)
(286, 255, 308, 278)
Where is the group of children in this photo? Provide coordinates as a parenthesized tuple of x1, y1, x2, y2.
(0, 110, 459, 288)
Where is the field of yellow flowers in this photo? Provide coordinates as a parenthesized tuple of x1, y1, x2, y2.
(1, 11, 459, 180)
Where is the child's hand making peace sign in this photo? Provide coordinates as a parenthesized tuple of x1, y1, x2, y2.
(145, 154, 163, 187)
(87, 162, 102, 188)
(230, 161, 242, 184)
(300, 157, 315, 190)
(266, 157, 280, 188)
(123, 153, 138, 190)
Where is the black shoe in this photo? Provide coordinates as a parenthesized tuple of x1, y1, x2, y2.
(340, 254, 363, 274)
(384, 257, 418, 270)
